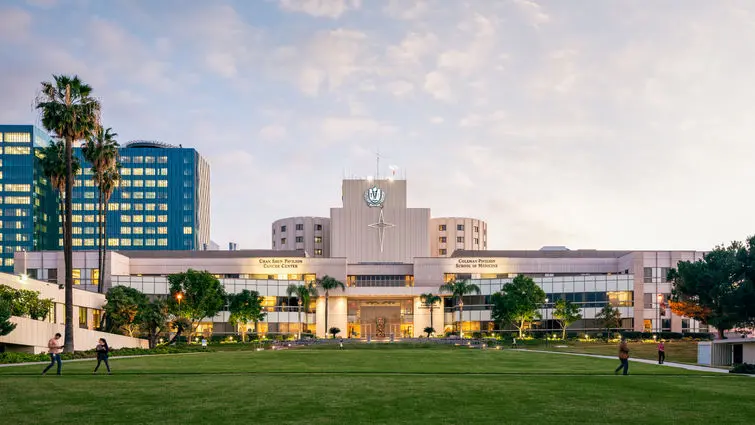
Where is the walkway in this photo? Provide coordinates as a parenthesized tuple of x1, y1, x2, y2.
(517, 349, 729, 374)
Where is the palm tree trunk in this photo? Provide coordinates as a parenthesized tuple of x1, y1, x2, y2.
(97, 190, 103, 293)
(101, 196, 108, 294)
(458, 296, 463, 339)
(429, 305, 434, 330)
(298, 305, 302, 340)
(63, 132, 74, 354)
(324, 291, 329, 338)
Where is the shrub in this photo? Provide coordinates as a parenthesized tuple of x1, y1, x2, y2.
(470, 331, 483, 339)
(730, 363, 755, 374)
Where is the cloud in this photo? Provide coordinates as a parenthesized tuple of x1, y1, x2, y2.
(423, 71, 453, 101)
(512, 0, 550, 27)
(319, 117, 397, 143)
(25, 0, 57, 8)
(278, 0, 361, 18)
(0, 7, 32, 42)
(383, 0, 429, 20)
(259, 124, 288, 141)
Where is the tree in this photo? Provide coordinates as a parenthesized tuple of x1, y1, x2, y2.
(168, 269, 226, 341)
(36, 74, 101, 353)
(595, 305, 622, 338)
(552, 299, 582, 340)
(228, 289, 266, 342)
(82, 127, 120, 293)
(329, 327, 341, 339)
(0, 300, 16, 337)
(104, 286, 148, 337)
(668, 242, 745, 338)
(490, 275, 546, 338)
(169, 317, 191, 344)
(423, 326, 435, 338)
(286, 284, 317, 338)
(318, 275, 344, 338)
(419, 293, 441, 332)
(138, 299, 169, 349)
(439, 279, 481, 337)
(40, 140, 81, 258)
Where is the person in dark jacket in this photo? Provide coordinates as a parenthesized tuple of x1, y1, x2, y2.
(614, 338, 630, 375)
(93, 338, 111, 374)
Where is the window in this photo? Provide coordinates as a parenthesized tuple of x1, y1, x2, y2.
(158, 215, 168, 222)
(158, 226, 167, 234)
(160, 168, 168, 176)
(84, 215, 95, 223)
(79, 307, 88, 329)
(133, 239, 143, 246)
(120, 238, 131, 247)
(281, 238, 287, 244)
(133, 215, 144, 223)
(145, 180, 156, 188)
(4, 146, 31, 155)
(183, 227, 193, 234)
(146, 168, 155, 176)
(314, 249, 323, 255)
(146, 239, 156, 246)
(158, 156, 168, 163)
(281, 225, 287, 232)
(456, 236, 464, 243)
(4, 132, 31, 143)
(133, 168, 143, 176)
(108, 203, 119, 211)
(4, 196, 30, 204)
(158, 204, 168, 211)
(84, 238, 95, 246)
(133, 156, 144, 164)
(439, 237, 447, 243)
(84, 203, 95, 211)
(73, 238, 83, 247)
(146, 215, 156, 223)
(439, 249, 447, 255)
(93, 310, 101, 328)
(643, 267, 652, 283)
(120, 203, 131, 210)
(133, 227, 143, 234)
(72, 269, 81, 285)
(315, 236, 322, 243)
(91, 269, 99, 286)
(145, 227, 156, 235)
(661, 267, 671, 282)
(145, 204, 155, 211)
(121, 168, 131, 176)
(295, 236, 304, 243)
(438, 224, 446, 231)
(158, 238, 168, 246)
(3, 184, 30, 192)
(121, 227, 131, 234)
(145, 156, 155, 163)
(315, 224, 323, 231)
(120, 180, 131, 187)
(108, 238, 119, 247)
(296, 224, 304, 231)
(682, 319, 690, 331)
(121, 215, 131, 223)
(474, 238, 479, 244)
(133, 180, 144, 187)
(474, 226, 479, 233)
(643, 293, 653, 309)
(457, 224, 464, 231)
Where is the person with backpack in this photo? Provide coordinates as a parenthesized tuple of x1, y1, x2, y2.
(658, 340, 666, 364)
(93, 338, 111, 374)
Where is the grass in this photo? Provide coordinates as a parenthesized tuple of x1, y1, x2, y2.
(0, 346, 752, 424)
(539, 340, 700, 364)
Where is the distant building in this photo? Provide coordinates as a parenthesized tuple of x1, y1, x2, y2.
(0, 125, 58, 273)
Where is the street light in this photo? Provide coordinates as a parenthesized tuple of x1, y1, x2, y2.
(176, 292, 183, 315)
(458, 300, 464, 339)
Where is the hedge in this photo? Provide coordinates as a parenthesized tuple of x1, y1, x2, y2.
(730, 363, 755, 374)
(0, 345, 212, 364)
(619, 331, 713, 341)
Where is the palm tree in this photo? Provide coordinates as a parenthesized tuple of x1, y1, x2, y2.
(439, 279, 481, 338)
(419, 293, 441, 335)
(286, 283, 316, 339)
(40, 141, 81, 252)
(82, 127, 119, 293)
(97, 165, 121, 292)
(36, 75, 100, 353)
(317, 275, 345, 338)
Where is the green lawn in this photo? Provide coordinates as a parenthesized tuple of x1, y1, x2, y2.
(539, 340, 700, 364)
(0, 347, 752, 424)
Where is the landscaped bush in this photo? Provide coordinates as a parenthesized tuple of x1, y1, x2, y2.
(470, 331, 483, 339)
(0, 344, 215, 364)
(730, 363, 755, 374)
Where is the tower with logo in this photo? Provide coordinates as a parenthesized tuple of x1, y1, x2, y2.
(330, 175, 430, 263)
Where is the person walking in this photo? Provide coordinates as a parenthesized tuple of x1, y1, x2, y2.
(339, 337, 344, 350)
(614, 338, 630, 375)
(658, 340, 666, 364)
(42, 333, 63, 375)
(93, 338, 111, 374)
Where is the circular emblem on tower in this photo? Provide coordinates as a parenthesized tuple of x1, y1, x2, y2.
(364, 185, 386, 208)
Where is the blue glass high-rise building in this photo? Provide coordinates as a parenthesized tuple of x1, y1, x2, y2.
(0, 125, 211, 274)
(0, 125, 59, 273)
(70, 140, 211, 252)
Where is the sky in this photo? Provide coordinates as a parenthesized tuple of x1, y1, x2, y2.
(1, 0, 754, 252)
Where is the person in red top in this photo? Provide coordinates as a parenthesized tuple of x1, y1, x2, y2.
(658, 340, 666, 364)
(42, 333, 63, 375)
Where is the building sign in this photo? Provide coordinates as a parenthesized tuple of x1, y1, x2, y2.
(364, 186, 386, 208)
(453, 258, 501, 272)
(258, 258, 303, 270)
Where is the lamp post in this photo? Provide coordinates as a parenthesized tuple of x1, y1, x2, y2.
(176, 292, 183, 315)
(298, 299, 303, 340)
(544, 298, 549, 348)
(657, 293, 663, 336)
(458, 300, 464, 339)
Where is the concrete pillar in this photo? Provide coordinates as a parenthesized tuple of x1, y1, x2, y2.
(316, 296, 347, 338)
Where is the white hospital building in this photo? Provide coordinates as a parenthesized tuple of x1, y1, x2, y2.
(14, 177, 707, 339)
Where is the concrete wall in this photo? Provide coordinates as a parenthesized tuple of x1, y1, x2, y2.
(271, 217, 331, 257)
(331, 179, 430, 263)
(429, 217, 488, 257)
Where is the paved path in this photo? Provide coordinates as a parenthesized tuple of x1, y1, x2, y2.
(516, 349, 729, 373)
(0, 352, 204, 368)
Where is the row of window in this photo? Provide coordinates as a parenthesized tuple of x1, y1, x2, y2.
(438, 236, 481, 244)
(0, 146, 31, 155)
(0, 184, 31, 192)
(643, 267, 671, 283)
(120, 156, 168, 164)
(438, 224, 481, 232)
(275, 223, 324, 233)
(65, 238, 171, 247)
(71, 203, 170, 212)
(1, 132, 32, 143)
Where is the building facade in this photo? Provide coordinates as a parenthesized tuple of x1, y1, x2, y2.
(429, 217, 488, 257)
(69, 140, 210, 258)
(0, 125, 58, 273)
(16, 176, 708, 339)
(271, 217, 330, 257)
